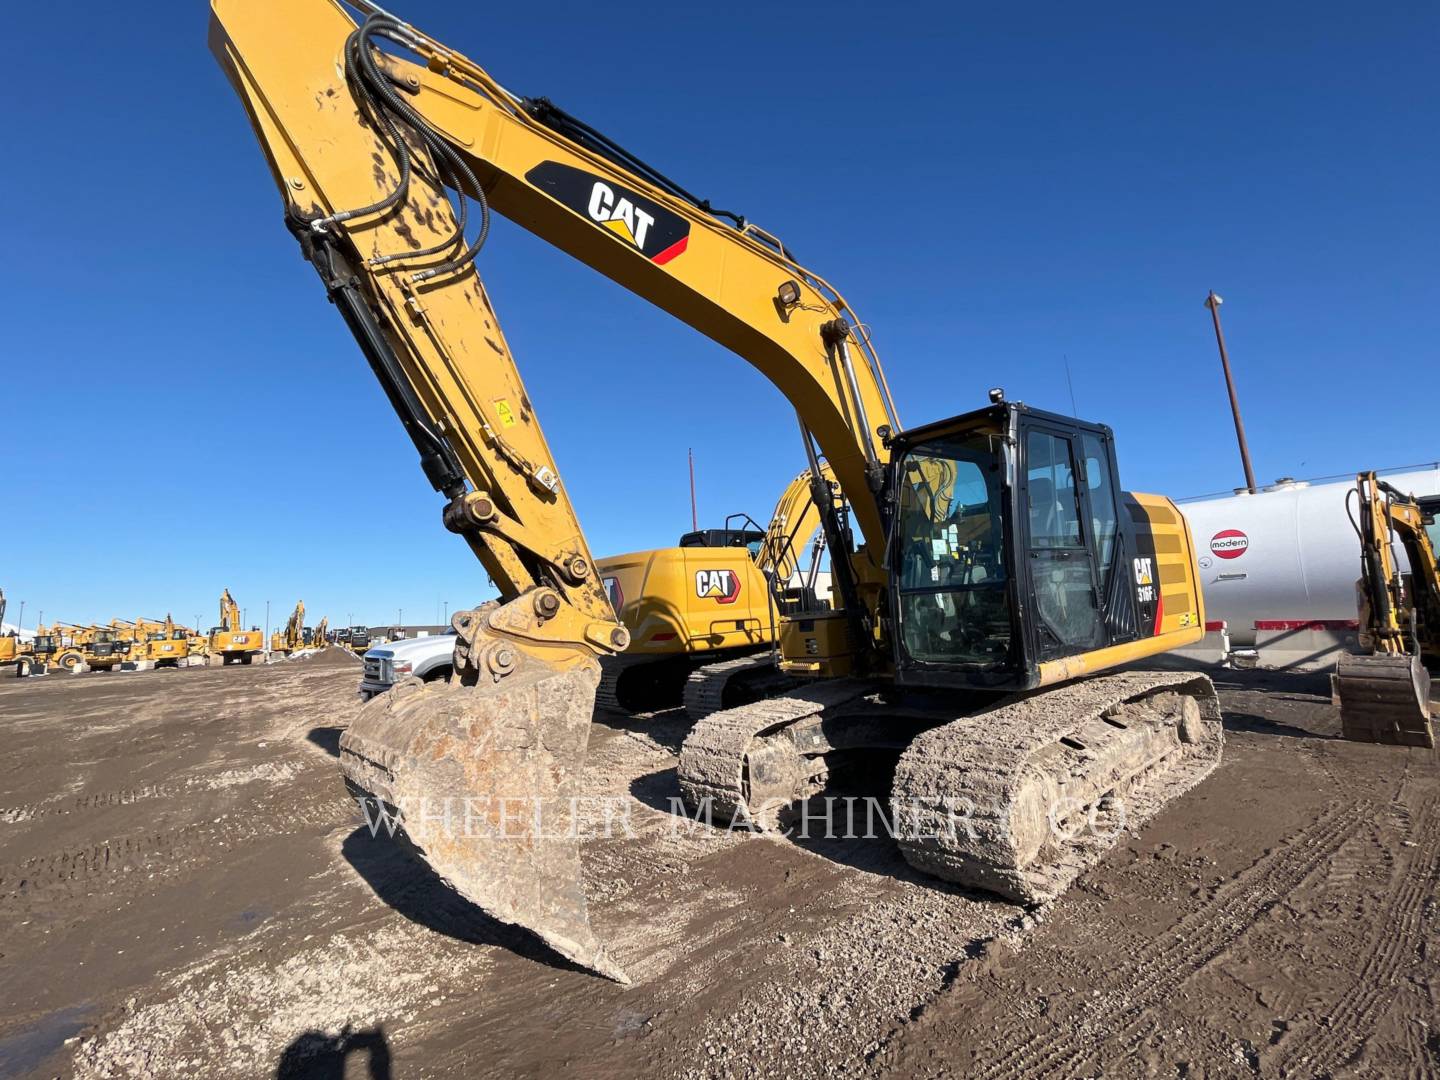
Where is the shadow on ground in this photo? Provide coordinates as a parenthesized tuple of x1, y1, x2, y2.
(306, 726, 343, 757)
(627, 766, 1002, 896)
(591, 706, 692, 755)
(275, 1024, 392, 1079)
(340, 827, 591, 978)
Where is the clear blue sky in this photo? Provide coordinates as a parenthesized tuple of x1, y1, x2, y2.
(3, 0, 1436, 631)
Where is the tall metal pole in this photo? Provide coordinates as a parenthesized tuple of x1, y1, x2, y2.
(17, 601, 24, 632)
(265, 600, 271, 649)
(688, 447, 698, 531)
(1204, 291, 1257, 494)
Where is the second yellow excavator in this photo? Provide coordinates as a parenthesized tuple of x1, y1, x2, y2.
(595, 464, 834, 718)
(213, 0, 1223, 983)
(271, 600, 307, 655)
(207, 589, 264, 666)
(1331, 472, 1437, 746)
(139, 615, 195, 668)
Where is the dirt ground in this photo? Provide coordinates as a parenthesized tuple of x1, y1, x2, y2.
(0, 655, 1436, 1079)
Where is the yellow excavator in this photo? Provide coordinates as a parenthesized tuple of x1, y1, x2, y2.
(272, 600, 307, 655)
(313, 615, 330, 649)
(1331, 472, 1438, 746)
(212, 0, 1223, 983)
(140, 615, 194, 668)
(207, 589, 265, 665)
(596, 464, 834, 717)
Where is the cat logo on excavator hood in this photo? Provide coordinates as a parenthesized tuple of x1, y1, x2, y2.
(525, 161, 690, 264)
(694, 569, 741, 604)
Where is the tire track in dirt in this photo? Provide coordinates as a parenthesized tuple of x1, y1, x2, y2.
(0, 764, 312, 825)
(1, 784, 172, 824)
(1266, 796, 1440, 1078)
(969, 801, 1368, 1080)
(0, 787, 354, 912)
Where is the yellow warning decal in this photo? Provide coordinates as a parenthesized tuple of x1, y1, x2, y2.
(495, 400, 517, 428)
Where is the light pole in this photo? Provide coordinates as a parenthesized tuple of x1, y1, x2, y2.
(443, 600, 448, 627)
(17, 600, 24, 632)
(265, 600, 271, 652)
(397, 608, 403, 629)
(1204, 291, 1257, 494)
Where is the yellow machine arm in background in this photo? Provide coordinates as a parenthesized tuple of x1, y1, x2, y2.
(758, 462, 836, 582)
(218, 589, 241, 633)
(1333, 472, 1437, 746)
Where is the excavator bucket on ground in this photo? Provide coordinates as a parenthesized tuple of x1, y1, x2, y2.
(338, 661, 629, 983)
(1332, 652, 1434, 747)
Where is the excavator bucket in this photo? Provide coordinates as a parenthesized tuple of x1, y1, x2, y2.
(1332, 652, 1434, 747)
(338, 663, 628, 983)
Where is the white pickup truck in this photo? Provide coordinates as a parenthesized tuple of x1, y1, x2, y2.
(359, 631, 457, 701)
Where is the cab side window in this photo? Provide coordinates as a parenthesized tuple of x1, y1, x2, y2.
(1081, 432, 1119, 587)
(1027, 431, 1082, 548)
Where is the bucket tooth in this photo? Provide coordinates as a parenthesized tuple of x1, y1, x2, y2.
(339, 661, 629, 983)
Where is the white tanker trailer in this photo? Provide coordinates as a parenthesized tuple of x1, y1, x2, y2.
(1178, 466, 1440, 646)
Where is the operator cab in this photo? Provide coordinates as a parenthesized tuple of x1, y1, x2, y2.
(678, 527, 766, 561)
(887, 400, 1141, 693)
(1419, 495, 1440, 555)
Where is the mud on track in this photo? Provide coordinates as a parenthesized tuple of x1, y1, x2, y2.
(0, 660, 1435, 1078)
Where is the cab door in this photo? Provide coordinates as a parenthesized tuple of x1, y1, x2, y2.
(1020, 425, 1104, 660)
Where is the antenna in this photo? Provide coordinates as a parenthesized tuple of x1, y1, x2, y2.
(1064, 354, 1079, 417)
(688, 448, 698, 531)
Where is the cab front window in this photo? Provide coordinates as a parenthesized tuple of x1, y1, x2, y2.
(894, 434, 1011, 668)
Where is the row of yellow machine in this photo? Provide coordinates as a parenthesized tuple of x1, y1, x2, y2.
(0, 590, 342, 676)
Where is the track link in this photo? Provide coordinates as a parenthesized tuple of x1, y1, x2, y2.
(677, 679, 872, 826)
(681, 653, 802, 721)
(595, 655, 692, 714)
(893, 671, 1223, 903)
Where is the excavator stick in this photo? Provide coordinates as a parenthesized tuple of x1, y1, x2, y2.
(339, 655, 628, 982)
(1332, 653, 1434, 747)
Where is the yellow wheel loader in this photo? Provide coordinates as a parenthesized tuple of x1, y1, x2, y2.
(26, 624, 63, 674)
(595, 464, 834, 717)
(39, 624, 127, 673)
(212, 0, 1223, 983)
(1331, 473, 1438, 746)
(207, 589, 265, 665)
(0, 591, 30, 673)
